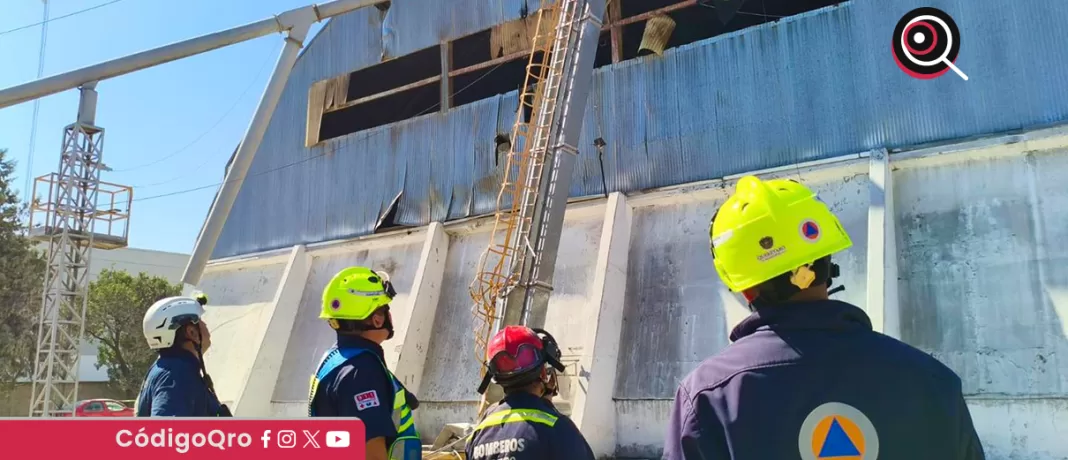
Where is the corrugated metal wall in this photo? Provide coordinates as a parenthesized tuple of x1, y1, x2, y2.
(214, 0, 1068, 258)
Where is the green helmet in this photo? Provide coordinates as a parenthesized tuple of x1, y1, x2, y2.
(320, 266, 396, 321)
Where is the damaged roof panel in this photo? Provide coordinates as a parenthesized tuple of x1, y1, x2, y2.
(382, 0, 542, 59)
(213, 0, 1068, 259)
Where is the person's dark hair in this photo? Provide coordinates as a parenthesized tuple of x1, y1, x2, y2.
(500, 369, 546, 394)
(162, 321, 194, 351)
(334, 307, 392, 336)
(749, 256, 840, 308)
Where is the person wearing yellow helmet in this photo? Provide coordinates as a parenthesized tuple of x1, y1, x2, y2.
(307, 266, 421, 460)
(663, 176, 985, 460)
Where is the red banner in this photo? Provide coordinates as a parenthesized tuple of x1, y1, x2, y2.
(0, 418, 366, 459)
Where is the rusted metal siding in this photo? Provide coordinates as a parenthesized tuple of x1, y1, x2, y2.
(214, 0, 1068, 259)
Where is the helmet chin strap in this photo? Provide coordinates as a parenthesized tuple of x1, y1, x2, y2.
(383, 311, 395, 339)
(190, 327, 215, 392)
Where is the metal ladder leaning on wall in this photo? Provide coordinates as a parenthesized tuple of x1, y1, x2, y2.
(425, 0, 597, 457)
(469, 0, 582, 412)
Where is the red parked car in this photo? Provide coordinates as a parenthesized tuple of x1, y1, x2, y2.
(59, 399, 135, 417)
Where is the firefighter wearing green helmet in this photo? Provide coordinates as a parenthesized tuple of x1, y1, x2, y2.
(663, 175, 985, 460)
(308, 266, 421, 460)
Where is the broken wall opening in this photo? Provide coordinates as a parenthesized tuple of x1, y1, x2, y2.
(309, 0, 848, 144)
(613, 0, 844, 61)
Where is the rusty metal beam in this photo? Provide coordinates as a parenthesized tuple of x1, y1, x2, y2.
(325, 75, 442, 113)
(608, 0, 622, 63)
(606, 0, 696, 29)
(448, 49, 530, 77)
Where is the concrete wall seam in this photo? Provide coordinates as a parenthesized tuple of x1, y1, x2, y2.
(570, 192, 632, 458)
(393, 222, 450, 396)
(865, 148, 901, 338)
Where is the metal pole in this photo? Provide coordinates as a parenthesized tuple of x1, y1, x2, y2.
(0, 0, 382, 110)
(179, 21, 311, 286)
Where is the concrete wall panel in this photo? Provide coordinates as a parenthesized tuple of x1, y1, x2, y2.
(967, 399, 1068, 460)
(543, 214, 605, 405)
(418, 229, 491, 404)
(614, 199, 728, 400)
(418, 209, 604, 437)
(199, 262, 288, 406)
(271, 236, 425, 403)
(895, 151, 1068, 397)
(615, 400, 672, 459)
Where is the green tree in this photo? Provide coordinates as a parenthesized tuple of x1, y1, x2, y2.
(86, 270, 181, 397)
(0, 148, 47, 391)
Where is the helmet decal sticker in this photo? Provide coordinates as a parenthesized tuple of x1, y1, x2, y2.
(759, 236, 774, 250)
(757, 245, 786, 262)
(800, 219, 821, 242)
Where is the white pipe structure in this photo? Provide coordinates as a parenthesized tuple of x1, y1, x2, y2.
(0, 0, 385, 287)
(0, 0, 381, 109)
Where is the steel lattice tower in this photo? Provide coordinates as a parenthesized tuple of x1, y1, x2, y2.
(27, 84, 131, 417)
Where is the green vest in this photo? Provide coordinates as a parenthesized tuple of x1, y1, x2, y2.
(308, 347, 420, 459)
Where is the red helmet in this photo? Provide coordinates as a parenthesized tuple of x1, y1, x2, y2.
(477, 326, 564, 394)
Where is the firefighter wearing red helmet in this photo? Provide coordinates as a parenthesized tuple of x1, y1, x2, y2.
(466, 326, 595, 460)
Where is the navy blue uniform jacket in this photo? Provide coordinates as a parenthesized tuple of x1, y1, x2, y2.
(664, 300, 985, 460)
(136, 349, 222, 417)
(465, 392, 595, 460)
(310, 335, 419, 446)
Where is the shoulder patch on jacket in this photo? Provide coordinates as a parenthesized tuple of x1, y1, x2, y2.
(355, 390, 380, 411)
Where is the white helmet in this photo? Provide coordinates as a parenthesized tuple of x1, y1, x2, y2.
(142, 296, 205, 349)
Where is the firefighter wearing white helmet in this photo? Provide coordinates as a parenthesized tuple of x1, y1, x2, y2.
(134, 294, 231, 417)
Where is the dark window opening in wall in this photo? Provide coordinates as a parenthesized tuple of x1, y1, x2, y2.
(320, 82, 440, 141)
(453, 29, 494, 69)
(314, 44, 442, 143)
(593, 31, 613, 68)
(453, 51, 548, 108)
(311, 0, 848, 144)
(348, 46, 440, 101)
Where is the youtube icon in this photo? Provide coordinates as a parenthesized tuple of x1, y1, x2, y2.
(326, 431, 350, 448)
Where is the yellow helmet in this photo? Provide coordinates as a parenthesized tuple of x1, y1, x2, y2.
(321, 266, 396, 321)
(709, 175, 852, 292)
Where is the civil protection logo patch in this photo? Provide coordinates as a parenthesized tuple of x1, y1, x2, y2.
(798, 402, 879, 460)
(799, 219, 821, 242)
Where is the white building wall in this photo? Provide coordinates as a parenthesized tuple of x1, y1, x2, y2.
(200, 125, 1068, 459)
(89, 247, 189, 283)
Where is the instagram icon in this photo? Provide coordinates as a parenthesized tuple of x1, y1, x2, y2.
(277, 430, 297, 449)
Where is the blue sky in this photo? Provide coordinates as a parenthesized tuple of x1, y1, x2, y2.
(0, 0, 328, 254)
